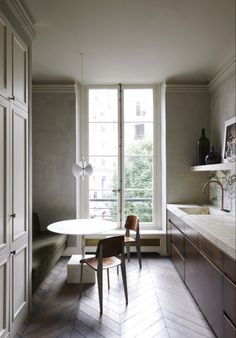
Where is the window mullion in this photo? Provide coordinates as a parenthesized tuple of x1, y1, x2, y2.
(118, 84, 124, 228)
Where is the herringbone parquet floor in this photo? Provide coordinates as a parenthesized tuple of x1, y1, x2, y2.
(18, 255, 215, 338)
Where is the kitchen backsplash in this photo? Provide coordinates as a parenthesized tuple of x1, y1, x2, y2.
(209, 170, 236, 214)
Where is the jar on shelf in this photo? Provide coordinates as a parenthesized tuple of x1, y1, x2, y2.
(205, 146, 221, 164)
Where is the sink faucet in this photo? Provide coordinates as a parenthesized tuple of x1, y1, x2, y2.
(202, 179, 224, 211)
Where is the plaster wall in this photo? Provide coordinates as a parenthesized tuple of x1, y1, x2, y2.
(166, 90, 210, 204)
(32, 91, 76, 232)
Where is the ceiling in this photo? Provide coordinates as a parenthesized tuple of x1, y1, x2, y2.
(21, 0, 235, 84)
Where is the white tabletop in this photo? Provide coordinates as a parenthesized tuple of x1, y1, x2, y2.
(47, 219, 117, 236)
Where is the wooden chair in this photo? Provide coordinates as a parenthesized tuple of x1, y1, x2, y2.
(124, 215, 142, 269)
(80, 235, 128, 314)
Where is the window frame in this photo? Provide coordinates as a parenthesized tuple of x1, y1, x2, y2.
(78, 84, 163, 230)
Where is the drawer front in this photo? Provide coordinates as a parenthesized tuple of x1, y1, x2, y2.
(168, 212, 185, 232)
(199, 236, 223, 270)
(223, 314, 236, 338)
(184, 223, 199, 248)
(171, 243, 184, 280)
(170, 221, 185, 257)
(223, 276, 236, 326)
(223, 254, 236, 284)
(185, 237, 199, 303)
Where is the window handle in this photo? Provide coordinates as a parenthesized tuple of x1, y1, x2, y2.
(112, 188, 121, 192)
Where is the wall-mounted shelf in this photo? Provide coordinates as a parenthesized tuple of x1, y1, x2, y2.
(191, 162, 235, 172)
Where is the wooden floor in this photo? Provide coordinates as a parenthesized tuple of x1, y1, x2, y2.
(17, 254, 215, 338)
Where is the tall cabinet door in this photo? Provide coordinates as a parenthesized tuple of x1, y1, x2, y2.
(12, 32, 28, 111)
(10, 105, 28, 333)
(0, 253, 10, 338)
(0, 16, 11, 99)
(0, 97, 10, 256)
(0, 97, 10, 338)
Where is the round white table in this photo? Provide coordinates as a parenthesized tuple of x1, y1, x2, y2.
(48, 219, 117, 258)
(47, 219, 117, 284)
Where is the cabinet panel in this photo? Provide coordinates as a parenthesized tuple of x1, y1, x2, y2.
(200, 236, 223, 270)
(223, 314, 236, 338)
(199, 253, 223, 337)
(12, 107, 28, 241)
(168, 212, 184, 232)
(0, 17, 7, 96)
(171, 243, 184, 280)
(223, 276, 236, 326)
(0, 253, 9, 338)
(184, 223, 199, 248)
(12, 246, 28, 321)
(170, 221, 184, 257)
(223, 254, 236, 284)
(185, 237, 199, 302)
(0, 98, 9, 256)
(167, 220, 172, 255)
(12, 33, 28, 110)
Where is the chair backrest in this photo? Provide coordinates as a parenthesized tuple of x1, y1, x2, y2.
(96, 235, 124, 258)
(125, 215, 139, 232)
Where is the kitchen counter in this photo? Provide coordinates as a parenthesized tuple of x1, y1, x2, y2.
(167, 204, 236, 260)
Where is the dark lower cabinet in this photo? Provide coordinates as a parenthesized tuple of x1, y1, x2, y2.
(168, 211, 236, 338)
(198, 253, 223, 338)
(171, 243, 184, 280)
(185, 237, 199, 303)
(167, 220, 172, 256)
(224, 314, 236, 338)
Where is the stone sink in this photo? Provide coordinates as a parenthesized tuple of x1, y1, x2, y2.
(178, 205, 230, 216)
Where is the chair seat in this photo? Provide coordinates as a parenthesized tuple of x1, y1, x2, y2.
(124, 236, 135, 243)
(81, 256, 121, 270)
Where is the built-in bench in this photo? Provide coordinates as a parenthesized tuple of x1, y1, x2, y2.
(32, 213, 67, 292)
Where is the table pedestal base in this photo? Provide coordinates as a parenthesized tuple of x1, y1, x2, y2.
(67, 255, 96, 284)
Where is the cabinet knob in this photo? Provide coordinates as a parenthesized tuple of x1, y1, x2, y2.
(10, 213, 16, 218)
(11, 250, 16, 255)
(8, 96, 15, 101)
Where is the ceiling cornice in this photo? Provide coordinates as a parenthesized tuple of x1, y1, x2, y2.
(165, 83, 209, 93)
(32, 83, 76, 93)
(5, 0, 36, 40)
(209, 56, 235, 92)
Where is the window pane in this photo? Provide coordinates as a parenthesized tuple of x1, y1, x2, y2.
(124, 156, 153, 189)
(124, 123, 153, 155)
(88, 89, 119, 223)
(89, 122, 118, 156)
(89, 157, 118, 191)
(124, 89, 153, 122)
(90, 201, 117, 221)
(124, 88, 154, 224)
(125, 200, 152, 223)
(89, 89, 118, 122)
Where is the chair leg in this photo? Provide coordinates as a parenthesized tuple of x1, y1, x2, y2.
(97, 268, 103, 314)
(120, 260, 128, 305)
(136, 242, 142, 269)
(107, 269, 110, 290)
(79, 262, 84, 299)
(126, 243, 131, 262)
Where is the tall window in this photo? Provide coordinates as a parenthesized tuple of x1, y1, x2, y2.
(86, 86, 156, 227)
